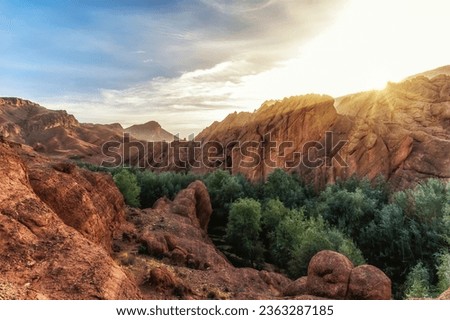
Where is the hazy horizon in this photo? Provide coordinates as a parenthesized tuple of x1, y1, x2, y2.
(1, 0, 450, 136)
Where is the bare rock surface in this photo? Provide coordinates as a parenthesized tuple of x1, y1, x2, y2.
(347, 265, 391, 300)
(0, 140, 141, 299)
(306, 250, 354, 299)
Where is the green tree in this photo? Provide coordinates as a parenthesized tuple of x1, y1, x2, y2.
(263, 169, 305, 208)
(113, 169, 141, 207)
(269, 208, 364, 278)
(404, 262, 431, 299)
(205, 170, 244, 213)
(436, 252, 450, 294)
(261, 199, 289, 241)
(226, 198, 263, 265)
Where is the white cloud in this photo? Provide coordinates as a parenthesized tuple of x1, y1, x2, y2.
(42, 0, 450, 139)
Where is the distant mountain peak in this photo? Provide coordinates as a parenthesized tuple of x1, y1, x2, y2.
(125, 120, 174, 142)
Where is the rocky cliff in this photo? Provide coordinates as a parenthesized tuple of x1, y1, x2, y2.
(0, 97, 123, 159)
(191, 75, 450, 189)
(0, 139, 140, 299)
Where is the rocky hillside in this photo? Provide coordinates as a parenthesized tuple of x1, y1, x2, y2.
(0, 97, 123, 159)
(405, 65, 450, 80)
(192, 75, 450, 189)
(0, 138, 392, 299)
(0, 138, 140, 299)
(125, 121, 175, 142)
(0, 98, 174, 164)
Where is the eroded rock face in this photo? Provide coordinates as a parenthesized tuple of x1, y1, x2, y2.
(335, 75, 450, 189)
(0, 140, 141, 300)
(189, 75, 450, 189)
(0, 97, 124, 160)
(28, 162, 126, 251)
(283, 276, 309, 297)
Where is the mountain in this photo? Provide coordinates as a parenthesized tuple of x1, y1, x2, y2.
(405, 65, 450, 80)
(125, 120, 175, 142)
(187, 71, 449, 189)
(0, 98, 174, 165)
(0, 97, 124, 159)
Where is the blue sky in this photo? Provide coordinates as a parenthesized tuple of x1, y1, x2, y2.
(1, 0, 449, 136)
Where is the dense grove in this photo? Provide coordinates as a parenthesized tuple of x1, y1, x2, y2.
(79, 163, 450, 299)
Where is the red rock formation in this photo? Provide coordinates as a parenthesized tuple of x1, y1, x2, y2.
(0, 97, 123, 160)
(347, 265, 391, 300)
(283, 276, 309, 297)
(306, 250, 354, 299)
(283, 251, 392, 300)
(123, 179, 292, 299)
(28, 161, 127, 251)
(0, 139, 141, 299)
(190, 75, 449, 189)
(125, 121, 175, 142)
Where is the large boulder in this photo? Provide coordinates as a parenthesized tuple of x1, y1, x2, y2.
(307, 250, 354, 299)
(347, 265, 391, 300)
(284, 251, 392, 300)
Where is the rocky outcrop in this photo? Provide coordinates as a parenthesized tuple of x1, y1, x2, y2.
(28, 162, 126, 251)
(0, 140, 140, 299)
(283, 276, 309, 297)
(283, 251, 391, 300)
(137, 181, 225, 270)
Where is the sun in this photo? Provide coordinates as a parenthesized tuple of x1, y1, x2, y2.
(231, 0, 450, 105)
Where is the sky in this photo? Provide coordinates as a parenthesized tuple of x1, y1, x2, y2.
(1, 0, 450, 137)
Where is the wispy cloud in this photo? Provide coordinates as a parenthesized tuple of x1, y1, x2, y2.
(13, 0, 449, 138)
(31, 0, 347, 136)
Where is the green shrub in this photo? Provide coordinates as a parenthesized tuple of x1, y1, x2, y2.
(113, 169, 141, 207)
(263, 169, 305, 208)
(136, 171, 198, 208)
(260, 199, 289, 243)
(205, 170, 244, 214)
(266, 203, 364, 278)
(226, 198, 263, 265)
(436, 252, 450, 294)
